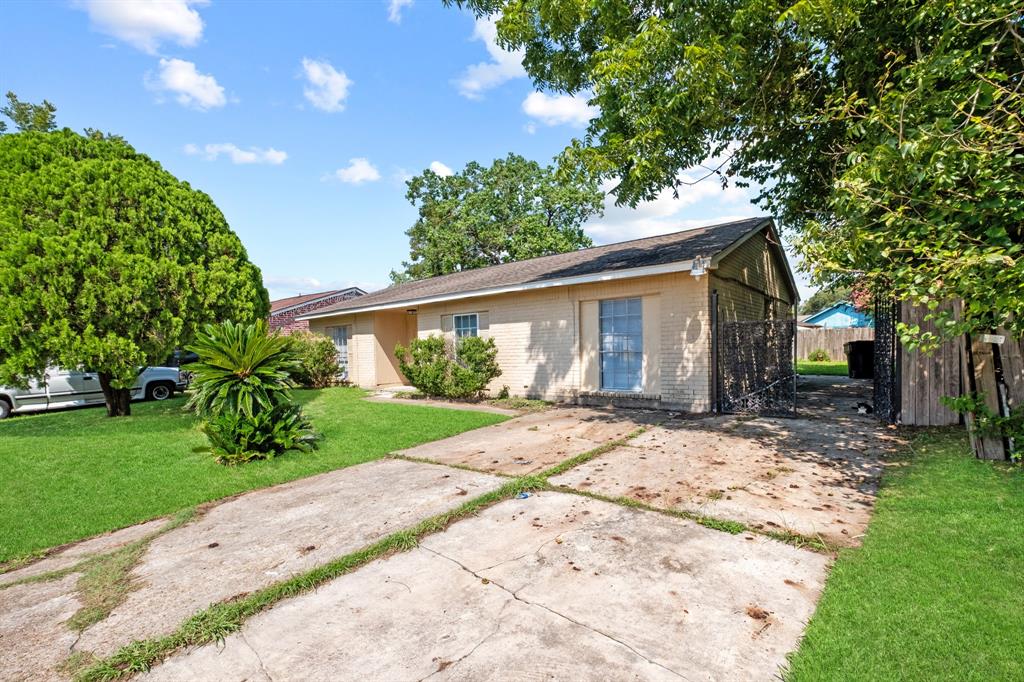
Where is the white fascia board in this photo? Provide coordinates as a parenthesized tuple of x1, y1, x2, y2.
(297, 259, 695, 321)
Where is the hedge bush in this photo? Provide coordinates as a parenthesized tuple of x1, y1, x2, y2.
(289, 331, 342, 388)
(808, 348, 831, 362)
(395, 335, 501, 399)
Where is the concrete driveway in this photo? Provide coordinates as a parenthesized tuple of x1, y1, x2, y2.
(1, 380, 895, 681)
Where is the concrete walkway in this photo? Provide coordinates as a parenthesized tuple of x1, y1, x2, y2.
(146, 493, 828, 681)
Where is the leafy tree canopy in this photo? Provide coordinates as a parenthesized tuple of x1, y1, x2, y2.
(0, 91, 57, 133)
(453, 0, 1024, 343)
(391, 153, 603, 282)
(0, 129, 269, 415)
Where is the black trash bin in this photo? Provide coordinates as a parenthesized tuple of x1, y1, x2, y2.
(844, 340, 875, 379)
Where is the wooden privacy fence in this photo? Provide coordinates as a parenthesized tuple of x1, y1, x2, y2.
(796, 327, 874, 361)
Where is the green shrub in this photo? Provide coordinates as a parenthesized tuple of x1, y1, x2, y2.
(808, 348, 831, 362)
(394, 335, 450, 396)
(187, 320, 299, 417)
(188, 320, 318, 464)
(395, 334, 502, 399)
(289, 331, 342, 388)
(202, 403, 318, 465)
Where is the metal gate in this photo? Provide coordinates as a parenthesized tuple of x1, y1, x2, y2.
(714, 313, 797, 416)
(873, 297, 901, 423)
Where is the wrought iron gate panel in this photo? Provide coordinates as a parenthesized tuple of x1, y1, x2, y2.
(716, 319, 797, 416)
(873, 297, 900, 423)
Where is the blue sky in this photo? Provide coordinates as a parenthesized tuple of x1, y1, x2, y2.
(1, 0, 812, 300)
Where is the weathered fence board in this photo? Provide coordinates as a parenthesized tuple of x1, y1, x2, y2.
(796, 326, 873, 361)
(900, 301, 961, 427)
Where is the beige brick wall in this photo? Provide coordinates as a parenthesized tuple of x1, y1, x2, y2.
(309, 312, 376, 386)
(414, 272, 712, 411)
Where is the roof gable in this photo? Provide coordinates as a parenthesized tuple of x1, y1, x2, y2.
(269, 288, 365, 315)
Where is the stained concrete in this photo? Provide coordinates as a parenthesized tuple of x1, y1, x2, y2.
(551, 380, 901, 547)
(76, 459, 502, 658)
(2, 459, 501, 679)
(396, 406, 664, 475)
(146, 493, 829, 681)
(0, 518, 167, 587)
(0, 575, 81, 682)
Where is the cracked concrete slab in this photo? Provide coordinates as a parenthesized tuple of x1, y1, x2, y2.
(0, 518, 167, 588)
(0, 575, 81, 682)
(147, 493, 828, 681)
(75, 459, 502, 659)
(550, 380, 901, 547)
(395, 406, 663, 476)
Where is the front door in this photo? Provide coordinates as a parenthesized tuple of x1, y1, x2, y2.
(326, 326, 351, 380)
(67, 370, 105, 404)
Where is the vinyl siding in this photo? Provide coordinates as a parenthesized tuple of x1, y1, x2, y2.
(712, 229, 796, 321)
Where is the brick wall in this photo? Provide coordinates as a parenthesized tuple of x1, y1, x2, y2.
(269, 291, 363, 334)
(415, 272, 712, 411)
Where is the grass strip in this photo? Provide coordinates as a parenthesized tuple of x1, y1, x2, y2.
(386, 452, 514, 478)
(75, 476, 545, 682)
(551, 484, 834, 554)
(796, 360, 848, 376)
(1, 508, 197, 594)
(785, 429, 1024, 680)
(539, 426, 650, 479)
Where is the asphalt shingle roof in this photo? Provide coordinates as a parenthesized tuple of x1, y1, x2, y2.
(270, 288, 364, 314)
(306, 217, 771, 317)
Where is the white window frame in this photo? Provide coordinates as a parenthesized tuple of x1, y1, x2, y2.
(598, 297, 643, 392)
(453, 313, 479, 339)
(326, 325, 351, 379)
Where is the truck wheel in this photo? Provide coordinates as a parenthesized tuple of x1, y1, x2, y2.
(0, 399, 10, 419)
(147, 382, 174, 401)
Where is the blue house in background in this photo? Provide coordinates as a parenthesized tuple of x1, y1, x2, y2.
(802, 301, 873, 328)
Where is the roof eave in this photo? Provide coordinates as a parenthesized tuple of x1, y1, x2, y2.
(297, 258, 699, 321)
(269, 287, 365, 316)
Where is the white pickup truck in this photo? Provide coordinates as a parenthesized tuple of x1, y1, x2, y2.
(0, 367, 187, 419)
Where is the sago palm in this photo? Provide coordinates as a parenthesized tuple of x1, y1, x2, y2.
(186, 320, 301, 418)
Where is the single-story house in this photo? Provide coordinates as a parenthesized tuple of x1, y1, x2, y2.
(269, 287, 366, 334)
(298, 217, 798, 412)
(802, 301, 873, 328)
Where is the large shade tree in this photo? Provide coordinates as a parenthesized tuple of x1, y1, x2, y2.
(392, 153, 603, 282)
(452, 0, 1024, 345)
(0, 127, 269, 416)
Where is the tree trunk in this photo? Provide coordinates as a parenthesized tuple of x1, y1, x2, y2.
(98, 372, 132, 417)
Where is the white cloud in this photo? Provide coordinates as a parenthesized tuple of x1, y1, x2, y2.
(455, 16, 526, 99)
(333, 158, 381, 184)
(263, 276, 382, 302)
(429, 161, 454, 177)
(522, 91, 596, 128)
(586, 165, 756, 244)
(523, 122, 537, 135)
(301, 58, 352, 112)
(387, 0, 413, 23)
(184, 143, 287, 165)
(74, 0, 206, 54)
(146, 58, 225, 110)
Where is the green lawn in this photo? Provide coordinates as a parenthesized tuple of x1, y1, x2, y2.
(797, 360, 849, 376)
(0, 387, 506, 563)
(787, 429, 1024, 681)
